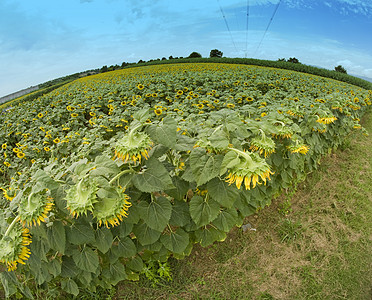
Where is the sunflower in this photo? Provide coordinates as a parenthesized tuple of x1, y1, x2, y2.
(154, 108, 162, 116)
(18, 192, 54, 226)
(17, 152, 25, 159)
(65, 177, 98, 217)
(137, 84, 145, 90)
(44, 147, 50, 152)
(38, 113, 43, 118)
(53, 138, 60, 144)
(114, 125, 152, 163)
(2, 143, 7, 150)
(287, 143, 309, 154)
(4, 161, 11, 167)
(1, 187, 15, 201)
(225, 148, 274, 190)
(177, 90, 183, 96)
(249, 133, 276, 158)
(93, 188, 131, 228)
(0, 225, 32, 271)
(71, 113, 78, 117)
(316, 116, 337, 124)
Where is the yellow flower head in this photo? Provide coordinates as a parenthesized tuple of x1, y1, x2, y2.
(224, 149, 274, 190)
(0, 226, 32, 271)
(19, 192, 54, 226)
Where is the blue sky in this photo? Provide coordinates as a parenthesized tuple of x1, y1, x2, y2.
(1, 0, 372, 97)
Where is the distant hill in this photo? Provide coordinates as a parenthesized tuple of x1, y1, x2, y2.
(354, 75, 372, 83)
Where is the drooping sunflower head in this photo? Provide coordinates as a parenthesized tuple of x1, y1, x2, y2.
(114, 130, 152, 163)
(93, 187, 131, 228)
(271, 124, 293, 139)
(225, 150, 274, 190)
(287, 143, 310, 155)
(249, 134, 276, 158)
(0, 226, 31, 271)
(65, 177, 98, 218)
(1, 187, 16, 201)
(18, 191, 54, 226)
(316, 116, 337, 125)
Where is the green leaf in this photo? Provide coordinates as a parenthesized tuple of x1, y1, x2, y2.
(78, 271, 93, 286)
(113, 237, 137, 258)
(194, 226, 227, 247)
(126, 256, 144, 272)
(0, 272, 17, 298)
(219, 151, 240, 176)
(95, 227, 113, 254)
(174, 134, 196, 151)
(139, 196, 172, 232)
(212, 208, 238, 232)
(209, 128, 230, 149)
(207, 177, 239, 208)
(60, 256, 79, 278)
(102, 261, 127, 285)
(47, 220, 66, 254)
(132, 157, 174, 192)
(169, 199, 190, 227)
(48, 259, 62, 277)
(133, 222, 161, 245)
(147, 115, 177, 148)
(190, 148, 223, 186)
(67, 224, 95, 245)
(189, 195, 220, 227)
(61, 279, 79, 296)
(118, 222, 133, 238)
(160, 228, 189, 254)
(165, 176, 189, 201)
(72, 247, 99, 273)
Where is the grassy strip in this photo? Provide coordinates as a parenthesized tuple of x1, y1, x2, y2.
(116, 110, 371, 300)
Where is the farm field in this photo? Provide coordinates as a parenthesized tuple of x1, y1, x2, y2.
(0, 62, 371, 298)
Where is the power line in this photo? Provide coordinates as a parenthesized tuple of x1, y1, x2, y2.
(254, 0, 281, 56)
(245, 0, 250, 58)
(217, 0, 238, 53)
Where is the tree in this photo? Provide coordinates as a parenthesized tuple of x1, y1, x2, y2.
(277, 58, 286, 62)
(188, 52, 202, 58)
(100, 65, 108, 73)
(287, 57, 300, 64)
(169, 56, 174, 60)
(335, 65, 347, 74)
(210, 49, 223, 58)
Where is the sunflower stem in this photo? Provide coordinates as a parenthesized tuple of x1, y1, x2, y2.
(4, 215, 20, 237)
(109, 169, 135, 185)
(228, 147, 253, 162)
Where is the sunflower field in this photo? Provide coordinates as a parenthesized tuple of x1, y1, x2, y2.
(0, 63, 371, 297)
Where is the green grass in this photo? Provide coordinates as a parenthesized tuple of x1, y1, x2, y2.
(116, 110, 372, 300)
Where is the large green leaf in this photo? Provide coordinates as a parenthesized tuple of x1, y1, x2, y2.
(72, 247, 99, 273)
(94, 227, 113, 254)
(207, 177, 239, 208)
(47, 220, 66, 254)
(212, 208, 239, 232)
(189, 195, 220, 227)
(132, 157, 174, 192)
(169, 199, 190, 227)
(60, 256, 79, 278)
(190, 148, 224, 186)
(219, 150, 240, 176)
(133, 222, 161, 245)
(114, 237, 137, 258)
(61, 279, 79, 296)
(67, 224, 95, 245)
(160, 228, 189, 254)
(48, 259, 62, 278)
(102, 261, 127, 285)
(126, 256, 144, 272)
(0, 272, 17, 299)
(139, 196, 172, 232)
(194, 226, 227, 247)
(147, 115, 177, 148)
(165, 176, 189, 201)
